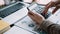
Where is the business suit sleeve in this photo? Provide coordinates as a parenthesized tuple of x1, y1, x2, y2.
(40, 20, 60, 34)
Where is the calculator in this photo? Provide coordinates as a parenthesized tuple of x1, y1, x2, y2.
(27, 3, 52, 19)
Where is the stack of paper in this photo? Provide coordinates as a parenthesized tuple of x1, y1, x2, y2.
(0, 20, 10, 34)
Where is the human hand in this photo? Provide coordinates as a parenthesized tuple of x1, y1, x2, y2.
(42, 0, 60, 14)
(28, 11, 45, 25)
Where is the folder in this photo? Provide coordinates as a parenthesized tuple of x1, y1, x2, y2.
(0, 20, 10, 34)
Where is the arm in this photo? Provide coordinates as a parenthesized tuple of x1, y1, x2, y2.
(40, 20, 60, 34)
(28, 11, 60, 34)
(28, 0, 60, 34)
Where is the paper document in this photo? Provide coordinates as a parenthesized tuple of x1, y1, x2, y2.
(15, 16, 38, 34)
(47, 9, 60, 24)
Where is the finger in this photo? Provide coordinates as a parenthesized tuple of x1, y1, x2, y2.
(28, 11, 38, 16)
(28, 13, 41, 24)
(46, 1, 57, 7)
(28, 11, 45, 19)
(28, 13, 36, 21)
(28, 11, 40, 21)
(52, 6, 60, 14)
(42, 1, 55, 14)
(28, 11, 35, 18)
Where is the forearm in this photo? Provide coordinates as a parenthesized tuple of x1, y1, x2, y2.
(40, 20, 60, 34)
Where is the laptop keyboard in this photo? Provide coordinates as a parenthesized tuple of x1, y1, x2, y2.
(0, 2, 25, 18)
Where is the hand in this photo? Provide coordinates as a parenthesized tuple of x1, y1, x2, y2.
(42, 0, 60, 14)
(28, 11, 45, 25)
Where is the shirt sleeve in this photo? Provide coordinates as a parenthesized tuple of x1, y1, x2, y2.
(40, 20, 60, 34)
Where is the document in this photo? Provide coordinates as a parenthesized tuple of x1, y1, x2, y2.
(47, 9, 60, 24)
(15, 16, 38, 34)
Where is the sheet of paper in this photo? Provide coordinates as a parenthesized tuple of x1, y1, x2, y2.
(15, 16, 39, 34)
(47, 9, 60, 24)
(4, 26, 33, 34)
